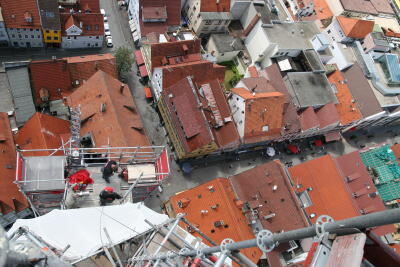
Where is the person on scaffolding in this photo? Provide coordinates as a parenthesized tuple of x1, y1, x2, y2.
(102, 160, 118, 183)
(99, 187, 122, 206)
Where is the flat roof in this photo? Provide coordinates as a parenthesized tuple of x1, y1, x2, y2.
(284, 72, 337, 109)
(209, 34, 245, 53)
(264, 22, 320, 50)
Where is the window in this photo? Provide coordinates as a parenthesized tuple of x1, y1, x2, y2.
(54, 36, 58, 40)
(46, 30, 49, 33)
(203, 26, 209, 31)
(262, 125, 269, 132)
(225, 20, 230, 25)
(216, 20, 222, 25)
(327, 29, 331, 34)
(47, 36, 51, 40)
(74, 36, 77, 39)
(95, 24, 99, 30)
(95, 43, 98, 46)
(37, 35, 40, 38)
(31, 35, 34, 38)
(25, 35, 28, 38)
(96, 36, 99, 39)
(205, 20, 212, 25)
(87, 43, 90, 47)
(67, 36, 70, 39)
(86, 25, 91, 30)
(30, 29, 33, 31)
(18, 34, 22, 38)
(298, 191, 313, 208)
(11, 34, 15, 38)
(36, 29, 39, 32)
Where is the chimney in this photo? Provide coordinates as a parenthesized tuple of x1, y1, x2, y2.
(201, 210, 209, 215)
(100, 103, 106, 112)
(263, 213, 276, 220)
(120, 84, 125, 94)
(177, 198, 190, 208)
(272, 185, 278, 191)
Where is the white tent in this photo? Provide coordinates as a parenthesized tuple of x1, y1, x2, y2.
(8, 203, 168, 262)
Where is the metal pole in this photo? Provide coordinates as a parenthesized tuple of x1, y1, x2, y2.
(120, 172, 143, 203)
(152, 214, 184, 267)
(214, 253, 228, 267)
(103, 227, 123, 267)
(181, 217, 256, 267)
(142, 208, 400, 262)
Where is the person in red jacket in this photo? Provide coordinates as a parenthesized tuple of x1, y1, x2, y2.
(99, 187, 122, 206)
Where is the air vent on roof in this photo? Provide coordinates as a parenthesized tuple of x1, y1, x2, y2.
(263, 213, 276, 220)
(73, 80, 80, 86)
(100, 103, 106, 112)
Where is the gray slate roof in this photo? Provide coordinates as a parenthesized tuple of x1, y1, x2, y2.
(6, 67, 36, 126)
(284, 72, 338, 109)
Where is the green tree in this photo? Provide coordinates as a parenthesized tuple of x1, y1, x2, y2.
(115, 47, 134, 76)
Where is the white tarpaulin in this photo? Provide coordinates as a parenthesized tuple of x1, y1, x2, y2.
(8, 203, 168, 262)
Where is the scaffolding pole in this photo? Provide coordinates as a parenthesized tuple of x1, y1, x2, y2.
(135, 208, 400, 263)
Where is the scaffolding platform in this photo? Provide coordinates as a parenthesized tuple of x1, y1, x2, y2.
(15, 145, 170, 216)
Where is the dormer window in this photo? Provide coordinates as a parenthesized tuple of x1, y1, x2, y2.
(24, 12, 32, 23)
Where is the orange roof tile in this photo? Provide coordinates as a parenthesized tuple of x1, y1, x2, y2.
(289, 155, 360, 222)
(289, 154, 393, 236)
(328, 70, 362, 125)
(231, 88, 285, 143)
(29, 54, 116, 104)
(0, 0, 41, 29)
(168, 178, 262, 264)
(150, 39, 202, 70)
(15, 113, 70, 156)
(67, 71, 151, 148)
(303, 0, 333, 20)
(391, 144, 400, 162)
(200, 0, 230, 12)
(336, 16, 375, 39)
(60, 13, 104, 36)
(0, 113, 29, 214)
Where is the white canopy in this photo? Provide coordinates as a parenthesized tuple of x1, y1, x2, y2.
(8, 203, 168, 262)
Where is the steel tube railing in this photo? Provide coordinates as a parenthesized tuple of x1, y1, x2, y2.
(136, 208, 400, 263)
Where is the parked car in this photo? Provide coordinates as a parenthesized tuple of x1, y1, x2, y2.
(104, 23, 111, 37)
(100, 8, 105, 15)
(104, 15, 108, 23)
(106, 36, 113, 48)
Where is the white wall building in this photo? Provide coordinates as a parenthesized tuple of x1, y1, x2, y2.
(62, 35, 103, 48)
(245, 21, 319, 68)
(127, 0, 141, 38)
(7, 28, 43, 48)
(183, 0, 232, 36)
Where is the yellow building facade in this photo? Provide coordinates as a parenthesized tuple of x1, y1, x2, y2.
(43, 29, 61, 44)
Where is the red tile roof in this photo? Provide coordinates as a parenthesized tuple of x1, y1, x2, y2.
(79, 0, 100, 13)
(29, 59, 72, 104)
(340, 0, 394, 15)
(231, 88, 285, 143)
(15, 113, 70, 156)
(0, 0, 41, 29)
(328, 70, 363, 125)
(168, 178, 262, 263)
(60, 13, 104, 36)
(200, 0, 230, 12)
(289, 154, 393, 236)
(230, 160, 309, 265)
(335, 152, 394, 236)
(163, 77, 214, 153)
(139, 0, 181, 36)
(29, 54, 117, 104)
(142, 6, 168, 20)
(150, 39, 202, 70)
(241, 77, 276, 93)
(0, 113, 29, 215)
(161, 60, 226, 89)
(315, 103, 340, 128)
(66, 54, 117, 84)
(67, 71, 151, 148)
(336, 16, 375, 39)
(299, 107, 319, 131)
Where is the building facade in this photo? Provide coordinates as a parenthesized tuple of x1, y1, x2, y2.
(37, 0, 61, 46)
(183, 0, 232, 37)
(0, 8, 10, 47)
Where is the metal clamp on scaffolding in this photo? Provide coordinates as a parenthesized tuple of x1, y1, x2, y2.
(256, 230, 275, 253)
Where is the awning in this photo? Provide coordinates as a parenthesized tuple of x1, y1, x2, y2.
(135, 50, 145, 66)
(287, 144, 300, 154)
(7, 203, 168, 262)
(313, 139, 323, 147)
(324, 131, 342, 142)
(139, 65, 148, 77)
(144, 87, 152, 98)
